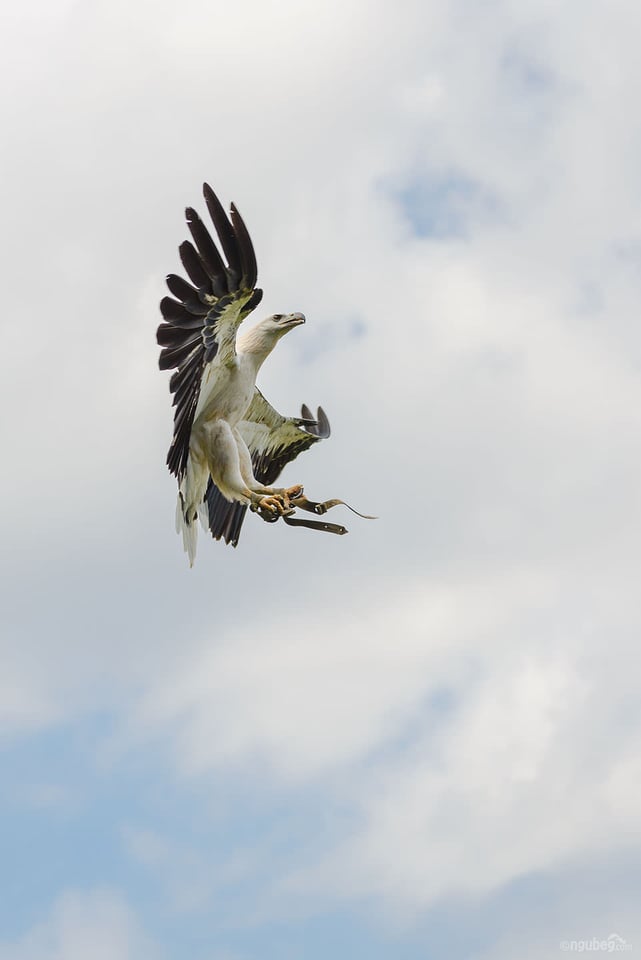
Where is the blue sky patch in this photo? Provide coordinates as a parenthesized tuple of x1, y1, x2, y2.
(394, 175, 501, 239)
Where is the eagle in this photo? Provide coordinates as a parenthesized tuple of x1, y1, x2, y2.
(157, 183, 367, 564)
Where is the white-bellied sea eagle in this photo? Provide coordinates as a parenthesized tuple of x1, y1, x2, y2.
(157, 183, 370, 564)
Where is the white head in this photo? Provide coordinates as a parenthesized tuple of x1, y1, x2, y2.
(237, 312, 306, 364)
(260, 312, 306, 336)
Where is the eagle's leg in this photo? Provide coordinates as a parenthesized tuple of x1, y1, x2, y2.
(233, 429, 302, 513)
(202, 420, 265, 508)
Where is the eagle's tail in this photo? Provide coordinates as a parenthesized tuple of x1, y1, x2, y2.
(175, 455, 213, 567)
(175, 493, 199, 566)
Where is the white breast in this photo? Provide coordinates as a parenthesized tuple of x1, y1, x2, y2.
(193, 355, 256, 427)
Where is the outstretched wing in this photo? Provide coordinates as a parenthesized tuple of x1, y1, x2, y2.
(205, 389, 331, 547)
(157, 183, 263, 480)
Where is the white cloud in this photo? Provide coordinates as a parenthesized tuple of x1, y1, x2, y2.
(0, 890, 161, 960)
(131, 570, 546, 781)
(127, 561, 641, 915)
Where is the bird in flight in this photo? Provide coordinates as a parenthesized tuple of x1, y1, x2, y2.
(157, 183, 371, 564)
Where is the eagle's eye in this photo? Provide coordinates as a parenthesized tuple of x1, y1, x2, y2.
(273, 314, 283, 321)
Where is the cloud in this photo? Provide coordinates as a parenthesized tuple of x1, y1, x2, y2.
(130, 571, 543, 782)
(125, 561, 641, 917)
(0, 889, 161, 960)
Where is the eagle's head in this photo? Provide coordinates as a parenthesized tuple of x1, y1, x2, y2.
(237, 312, 306, 364)
(263, 312, 306, 336)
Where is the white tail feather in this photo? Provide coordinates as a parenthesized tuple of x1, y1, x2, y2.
(174, 454, 211, 567)
(176, 494, 198, 567)
(176, 494, 199, 567)
(198, 500, 210, 531)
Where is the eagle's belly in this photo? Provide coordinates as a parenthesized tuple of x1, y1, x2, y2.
(193, 358, 255, 430)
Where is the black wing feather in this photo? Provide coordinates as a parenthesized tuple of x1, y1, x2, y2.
(203, 183, 242, 283)
(230, 203, 258, 288)
(159, 296, 203, 328)
(165, 274, 208, 314)
(158, 340, 201, 371)
(185, 207, 229, 294)
(205, 482, 249, 547)
(178, 240, 212, 290)
(156, 323, 201, 348)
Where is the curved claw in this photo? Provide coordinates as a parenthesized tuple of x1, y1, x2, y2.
(252, 505, 281, 523)
(250, 492, 294, 519)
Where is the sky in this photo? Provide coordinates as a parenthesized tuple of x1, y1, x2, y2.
(2, 0, 641, 957)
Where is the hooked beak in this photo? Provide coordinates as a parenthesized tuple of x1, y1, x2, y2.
(284, 312, 305, 327)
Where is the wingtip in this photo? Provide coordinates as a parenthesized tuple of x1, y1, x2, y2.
(317, 406, 331, 438)
(203, 182, 227, 217)
(298, 404, 330, 438)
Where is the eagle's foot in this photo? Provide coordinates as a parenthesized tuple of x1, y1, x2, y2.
(280, 484, 304, 509)
(250, 492, 295, 519)
(262, 484, 304, 511)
